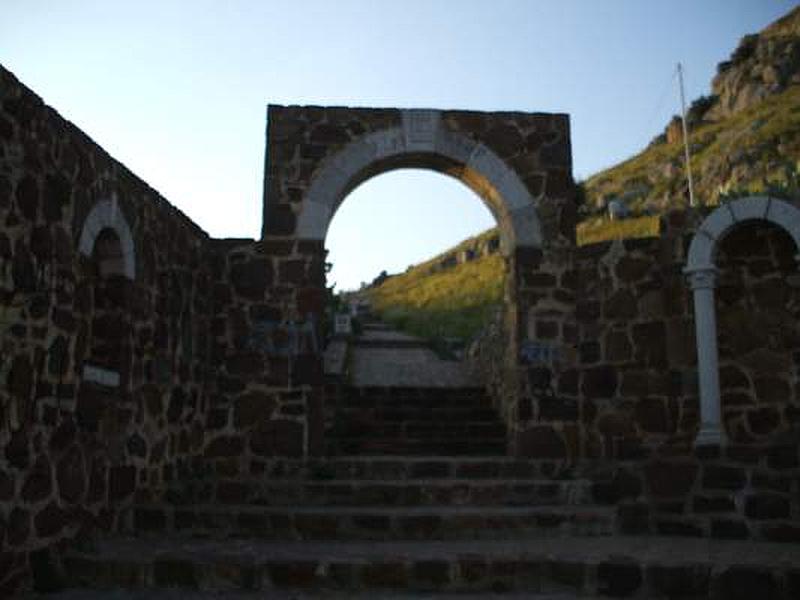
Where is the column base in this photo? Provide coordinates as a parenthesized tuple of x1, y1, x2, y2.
(695, 424, 726, 447)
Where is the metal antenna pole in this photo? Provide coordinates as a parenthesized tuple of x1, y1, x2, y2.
(677, 62, 697, 207)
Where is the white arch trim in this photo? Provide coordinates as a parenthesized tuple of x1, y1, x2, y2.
(684, 196, 800, 446)
(78, 197, 136, 280)
(296, 109, 543, 254)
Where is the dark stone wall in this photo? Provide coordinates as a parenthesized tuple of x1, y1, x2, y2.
(0, 65, 214, 592)
(507, 208, 800, 462)
(715, 223, 800, 443)
(505, 209, 800, 542)
(2, 64, 798, 592)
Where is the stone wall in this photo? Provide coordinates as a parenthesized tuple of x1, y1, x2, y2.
(503, 208, 800, 462)
(0, 65, 214, 592)
(3, 61, 799, 592)
(715, 222, 800, 443)
(490, 206, 800, 540)
(198, 235, 327, 479)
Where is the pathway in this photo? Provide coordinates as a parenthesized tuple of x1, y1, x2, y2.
(350, 322, 476, 388)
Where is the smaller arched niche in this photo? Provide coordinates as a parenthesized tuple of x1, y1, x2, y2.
(79, 198, 136, 280)
(78, 198, 136, 388)
(684, 196, 800, 446)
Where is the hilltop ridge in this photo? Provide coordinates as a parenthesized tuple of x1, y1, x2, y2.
(364, 6, 800, 343)
(585, 6, 800, 215)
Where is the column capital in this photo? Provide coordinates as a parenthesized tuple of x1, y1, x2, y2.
(684, 265, 718, 290)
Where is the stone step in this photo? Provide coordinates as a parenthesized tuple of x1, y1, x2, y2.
(165, 478, 595, 508)
(333, 406, 502, 420)
(330, 407, 502, 423)
(65, 536, 800, 597)
(334, 388, 490, 410)
(353, 338, 431, 349)
(327, 421, 507, 438)
(327, 438, 507, 456)
(129, 505, 616, 541)
(223, 457, 582, 481)
(37, 590, 608, 599)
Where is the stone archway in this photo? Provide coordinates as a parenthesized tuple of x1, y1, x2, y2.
(685, 196, 800, 445)
(294, 110, 543, 255)
(261, 105, 576, 456)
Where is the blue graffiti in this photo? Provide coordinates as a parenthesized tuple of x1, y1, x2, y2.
(520, 341, 560, 365)
(247, 318, 319, 356)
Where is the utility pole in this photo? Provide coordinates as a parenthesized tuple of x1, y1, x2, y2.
(677, 62, 697, 208)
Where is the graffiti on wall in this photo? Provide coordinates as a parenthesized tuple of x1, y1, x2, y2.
(519, 340, 561, 366)
(247, 318, 319, 356)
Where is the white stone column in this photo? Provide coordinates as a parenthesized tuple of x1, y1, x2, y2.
(686, 266, 725, 446)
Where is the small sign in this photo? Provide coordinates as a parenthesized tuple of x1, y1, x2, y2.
(520, 341, 561, 366)
(334, 314, 352, 336)
(83, 364, 120, 387)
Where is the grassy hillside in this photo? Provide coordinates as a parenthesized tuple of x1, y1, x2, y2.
(585, 84, 800, 215)
(366, 233, 505, 344)
(365, 8, 800, 345)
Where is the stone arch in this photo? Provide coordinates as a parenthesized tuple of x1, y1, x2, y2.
(79, 198, 136, 280)
(684, 196, 800, 445)
(295, 110, 543, 254)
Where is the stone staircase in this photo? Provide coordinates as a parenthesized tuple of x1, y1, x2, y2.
(325, 386, 508, 456)
(54, 326, 800, 597)
(61, 455, 800, 597)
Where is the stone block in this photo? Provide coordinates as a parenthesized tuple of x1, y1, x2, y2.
(632, 321, 667, 367)
(134, 508, 167, 532)
(634, 397, 673, 434)
(582, 366, 618, 398)
(763, 524, 800, 543)
(362, 562, 409, 588)
(34, 502, 68, 538)
(604, 289, 637, 320)
(413, 560, 451, 588)
(646, 461, 698, 497)
(204, 436, 244, 458)
(264, 204, 296, 236)
(745, 493, 791, 520)
(109, 465, 136, 500)
(153, 559, 198, 588)
(230, 258, 272, 299)
(747, 407, 780, 436)
(767, 444, 798, 469)
(648, 565, 710, 597)
(22, 456, 52, 503)
(250, 420, 304, 457)
(710, 518, 749, 539)
(516, 426, 567, 459)
(702, 465, 746, 491)
(225, 353, 264, 377)
(655, 519, 704, 537)
(538, 397, 579, 422)
(615, 255, 652, 283)
(712, 566, 779, 600)
(597, 560, 642, 597)
(693, 494, 736, 513)
(57, 446, 86, 504)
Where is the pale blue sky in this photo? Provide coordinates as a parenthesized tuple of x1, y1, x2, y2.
(1, 1, 795, 289)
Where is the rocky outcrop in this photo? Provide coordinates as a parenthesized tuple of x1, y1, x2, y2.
(584, 6, 800, 216)
(707, 7, 800, 121)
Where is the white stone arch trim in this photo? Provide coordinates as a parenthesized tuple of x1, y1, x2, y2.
(78, 197, 136, 280)
(296, 109, 543, 255)
(684, 196, 800, 446)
